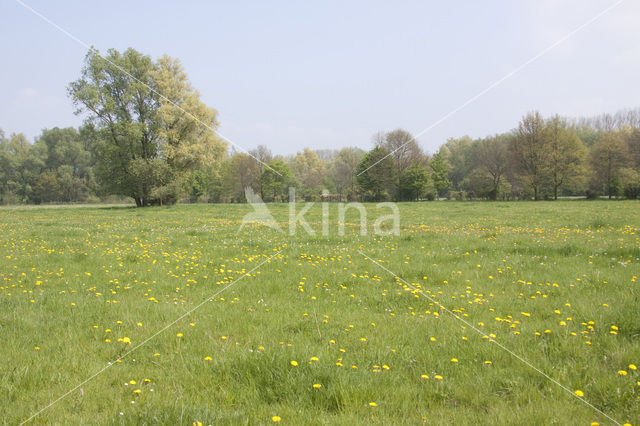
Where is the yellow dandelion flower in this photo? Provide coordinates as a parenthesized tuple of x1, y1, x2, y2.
(619, 370, 628, 376)
(204, 356, 212, 361)
(312, 383, 322, 389)
(290, 360, 298, 366)
(133, 389, 141, 394)
(421, 374, 429, 379)
(176, 333, 183, 338)
(450, 358, 459, 363)
(369, 402, 377, 407)
(272, 416, 281, 422)
(629, 364, 637, 371)
(575, 390, 584, 397)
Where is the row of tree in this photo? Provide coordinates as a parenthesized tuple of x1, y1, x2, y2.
(1, 47, 639, 205)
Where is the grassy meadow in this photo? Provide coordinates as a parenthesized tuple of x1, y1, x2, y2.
(0, 201, 639, 425)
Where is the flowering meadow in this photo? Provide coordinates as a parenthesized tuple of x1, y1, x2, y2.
(1, 201, 638, 425)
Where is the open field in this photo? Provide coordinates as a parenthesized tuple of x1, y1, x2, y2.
(1, 201, 639, 425)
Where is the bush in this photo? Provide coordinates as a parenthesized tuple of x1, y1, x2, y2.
(585, 189, 600, 200)
(623, 183, 640, 200)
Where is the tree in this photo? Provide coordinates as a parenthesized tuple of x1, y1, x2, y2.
(545, 116, 587, 200)
(441, 136, 474, 190)
(260, 159, 294, 202)
(356, 146, 395, 201)
(399, 165, 429, 201)
(249, 145, 273, 198)
(329, 147, 363, 200)
(68, 48, 224, 206)
(375, 129, 425, 199)
(33, 127, 94, 202)
(292, 148, 326, 200)
(221, 152, 262, 202)
(474, 135, 510, 200)
(429, 153, 451, 197)
(590, 131, 628, 198)
(510, 111, 549, 200)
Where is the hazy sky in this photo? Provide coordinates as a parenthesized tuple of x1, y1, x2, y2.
(2, 0, 639, 155)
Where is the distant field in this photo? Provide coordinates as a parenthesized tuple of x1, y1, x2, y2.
(1, 201, 638, 425)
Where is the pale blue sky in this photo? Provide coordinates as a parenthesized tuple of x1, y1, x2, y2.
(2, 0, 639, 155)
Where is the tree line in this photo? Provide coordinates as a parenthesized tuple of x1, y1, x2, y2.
(1, 48, 639, 205)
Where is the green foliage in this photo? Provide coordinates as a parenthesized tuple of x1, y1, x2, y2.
(429, 153, 451, 196)
(356, 146, 395, 201)
(68, 48, 224, 207)
(398, 165, 429, 201)
(260, 159, 295, 202)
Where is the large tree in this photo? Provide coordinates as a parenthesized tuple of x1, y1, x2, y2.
(510, 111, 549, 200)
(474, 135, 510, 200)
(68, 48, 225, 206)
(292, 148, 326, 200)
(329, 147, 363, 200)
(356, 146, 395, 201)
(375, 129, 425, 199)
(545, 116, 587, 200)
(590, 131, 628, 198)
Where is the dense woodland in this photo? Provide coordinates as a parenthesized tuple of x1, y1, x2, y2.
(1, 48, 639, 205)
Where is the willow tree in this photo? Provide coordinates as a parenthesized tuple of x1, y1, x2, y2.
(69, 48, 225, 206)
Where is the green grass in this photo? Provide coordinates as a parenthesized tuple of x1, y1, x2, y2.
(0, 201, 639, 425)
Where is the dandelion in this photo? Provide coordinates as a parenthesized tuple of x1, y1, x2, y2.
(133, 389, 141, 395)
(421, 374, 429, 379)
(434, 375, 443, 380)
(450, 358, 459, 363)
(369, 402, 377, 407)
(129, 380, 136, 385)
(122, 337, 131, 344)
(629, 364, 637, 370)
(619, 370, 628, 376)
(176, 333, 183, 338)
(272, 416, 281, 422)
(312, 383, 322, 389)
(575, 390, 584, 397)
(290, 360, 298, 367)
(204, 356, 212, 361)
